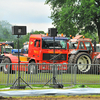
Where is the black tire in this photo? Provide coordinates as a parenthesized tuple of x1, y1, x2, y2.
(1, 58, 15, 74)
(92, 57, 100, 74)
(28, 61, 37, 74)
(68, 55, 75, 73)
(74, 52, 92, 74)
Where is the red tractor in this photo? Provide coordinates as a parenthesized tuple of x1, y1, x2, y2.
(68, 35, 100, 74)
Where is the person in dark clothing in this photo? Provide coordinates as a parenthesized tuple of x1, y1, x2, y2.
(21, 48, 25, 54)
(0, 53, 3, 63)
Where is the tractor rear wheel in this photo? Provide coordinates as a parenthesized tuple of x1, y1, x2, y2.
(1, 58, 15, 74)
(28, 61, 37, 74)
(74, 52, 92, 74)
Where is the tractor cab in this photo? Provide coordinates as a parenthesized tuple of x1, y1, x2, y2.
(69, 35, 93, 51)
(68, 35, 96, 59)
(0, 41, 14, 55)
(0, 41, 14, 63)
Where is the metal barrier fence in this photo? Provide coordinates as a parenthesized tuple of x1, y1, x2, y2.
(0, 63, 100, 86)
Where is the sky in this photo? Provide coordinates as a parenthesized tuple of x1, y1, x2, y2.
(0, 0, 54, 33)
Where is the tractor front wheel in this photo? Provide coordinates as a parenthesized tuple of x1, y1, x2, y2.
(28, 61, 37, 74)
(1, 58, 15, 74)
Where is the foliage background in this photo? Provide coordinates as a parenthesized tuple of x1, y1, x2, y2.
(45, 0, 100, 43)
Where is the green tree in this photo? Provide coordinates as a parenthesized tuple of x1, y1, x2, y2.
(46, 0, 100, 42)
(0, 20, 17, 42)
(32, 31, 45, 34)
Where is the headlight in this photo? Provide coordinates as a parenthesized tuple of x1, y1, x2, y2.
(50, 64, 53, 66)
(42, 67, 45, 69)
(42, 62, 46, 64)
(63, 63, 67, 65)
(63, 67, 67, 69)
(57, 64, 61, 66)
(42, 63, 46, 69)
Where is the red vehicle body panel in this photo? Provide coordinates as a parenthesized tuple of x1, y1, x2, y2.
(4, 54, 28, 71)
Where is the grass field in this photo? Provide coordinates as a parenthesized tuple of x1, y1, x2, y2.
(0, 71, 100, 88)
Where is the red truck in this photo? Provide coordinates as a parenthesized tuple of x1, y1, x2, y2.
(1, 34, 69, 74)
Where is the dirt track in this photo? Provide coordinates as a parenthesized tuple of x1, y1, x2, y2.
(1, 96, 100, 100)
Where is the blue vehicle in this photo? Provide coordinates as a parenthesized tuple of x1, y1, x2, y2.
(11, 41, 29, 54)
(11, 49, 21, 54)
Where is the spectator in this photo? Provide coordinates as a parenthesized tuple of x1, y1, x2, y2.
(21, 48, 25, 54)
(0, 53, 3, 63)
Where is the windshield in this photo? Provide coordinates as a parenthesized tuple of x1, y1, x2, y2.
(69, 42, 78, 49)
(96, 44, 100, 52)
(42, 39, 67, 49)
(2, 45, 13, 53)
(5, 48, 12, 53)
(84, 42, 92, 50)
